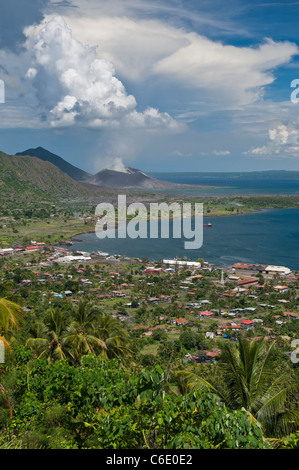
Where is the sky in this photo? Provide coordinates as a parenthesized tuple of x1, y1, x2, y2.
(1, 0, 299, 173)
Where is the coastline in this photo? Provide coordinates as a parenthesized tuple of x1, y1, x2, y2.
(61, 207, 272, 246)
(55, 206, 299, 271)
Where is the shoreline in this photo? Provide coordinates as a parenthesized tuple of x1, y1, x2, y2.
(55, 206, 299, 271)
(60, 207, 272, 246)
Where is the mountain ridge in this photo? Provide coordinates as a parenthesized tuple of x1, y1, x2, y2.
(15, 146, 201, 190)
(0, 150, 107, 201)
(16, 147, 91, 182)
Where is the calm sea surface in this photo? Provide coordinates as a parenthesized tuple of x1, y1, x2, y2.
(61, 175, 299, 270)
(65, 208, 299, 271)
(147, 174, 299, 195)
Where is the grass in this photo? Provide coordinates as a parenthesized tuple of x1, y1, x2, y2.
(0, 217, 95, 246)
(140, 343, 159, 355)
(167, 332, 181, 340)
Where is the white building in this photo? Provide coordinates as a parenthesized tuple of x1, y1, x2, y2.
(56, 255, 91, 264)
(163, 259, 201, 268)
(0, 248, 14, 255)
(264, 265, 291, 276)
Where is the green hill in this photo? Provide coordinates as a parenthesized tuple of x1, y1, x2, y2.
(0, 150, 99, 201)
(16, 146, 91, 182)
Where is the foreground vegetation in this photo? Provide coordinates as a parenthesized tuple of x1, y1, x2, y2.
(0, 258, 298, 449)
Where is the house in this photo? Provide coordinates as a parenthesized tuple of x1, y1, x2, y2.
(230, 308, 245, 314)
(205, 332, 215, 339)
(205, 348, 221, 358)
(148, 297, 160, 303)
(240, 319, 255, 329)
(189, 349, 221, 363)
(199, 310, 214, 317)
(175, 317, 189, 326)
(159, 295, 171, 302)
(274, 285, 289, 292)
(283, 312, 299, 319)
(237, 277, 259, 287)
(149, 325, 168, 331)
(111, 291, 126, 297)
(220, 324, 242, 332)
(143, 267, 163, 274)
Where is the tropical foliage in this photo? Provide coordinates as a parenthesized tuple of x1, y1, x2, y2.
(176, 338, 299, 438)
(25, 301, 132, 364)
(0, 293, 298, 449)
(0, 297, 24, 333)
(0, 355, 267, 449)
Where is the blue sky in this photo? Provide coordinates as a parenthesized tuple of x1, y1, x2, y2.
(1, 0, 299, 173)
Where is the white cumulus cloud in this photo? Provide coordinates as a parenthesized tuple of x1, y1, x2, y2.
(25, 16, 180, 130)
(245, 123, 299, 157)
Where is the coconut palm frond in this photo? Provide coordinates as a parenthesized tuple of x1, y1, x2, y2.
(0, 298, 24, 332)
(175, 369, 223, 398)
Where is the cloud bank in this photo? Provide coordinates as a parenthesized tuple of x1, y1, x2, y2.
(60, 11, 299, 110)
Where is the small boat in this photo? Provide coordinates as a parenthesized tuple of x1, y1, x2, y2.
(203, 223, 212, 227)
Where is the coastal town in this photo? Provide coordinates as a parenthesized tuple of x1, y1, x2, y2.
(2, 0, 299, 451)
(1, 239, 298, 365)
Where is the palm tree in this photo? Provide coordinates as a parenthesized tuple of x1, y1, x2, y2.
(64, 300, 107, 364)
(0, 298, 24, 419)
(177, 338, 299, 438)
(0, 297, 24, 366)
(26, 308, 70, 361)
(95, 313, 132, 359)
(0, 298, 24, 333)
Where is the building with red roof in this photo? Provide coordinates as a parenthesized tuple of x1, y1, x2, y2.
(199, 310, 214, 317)
(283, 312, 299, 319)
(175, 318, 189, 326)
(241, 319, 255, 328)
